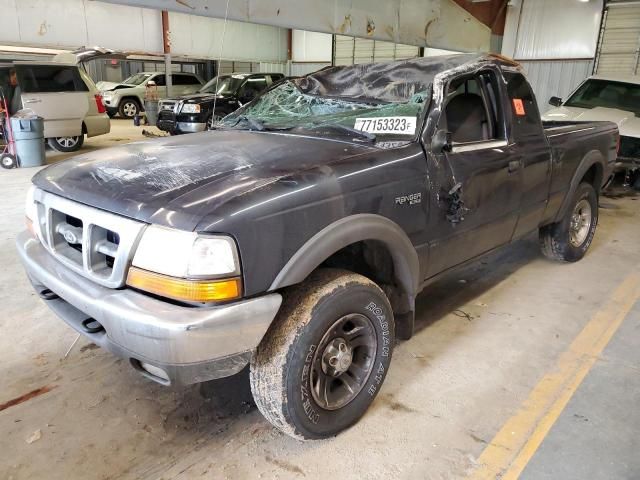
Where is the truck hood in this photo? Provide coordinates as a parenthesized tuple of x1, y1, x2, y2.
(543, 106, 640, 138)
(32, 130, 375, 231)
(96, 81, 134, 92)
(168, 92, 230, 103)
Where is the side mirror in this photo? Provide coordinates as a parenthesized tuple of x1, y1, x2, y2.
(432, 129, 452, 153)
(549, 96, 563, 107)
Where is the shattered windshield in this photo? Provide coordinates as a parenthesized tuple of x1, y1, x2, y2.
(123, 73, 152, 86)
(200, 75, 244, 95)
(218, 80, 430, 142)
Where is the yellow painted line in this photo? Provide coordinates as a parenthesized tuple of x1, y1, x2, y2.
(469, 271, 640, 480)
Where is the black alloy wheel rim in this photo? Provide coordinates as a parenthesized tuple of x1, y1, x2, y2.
(310, 313, 377, 411)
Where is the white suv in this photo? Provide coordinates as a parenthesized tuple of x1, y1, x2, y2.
(97, 72, 204, 118)
(6, 61, 110, 152)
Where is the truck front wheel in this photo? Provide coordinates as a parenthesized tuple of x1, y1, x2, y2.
(540, 182, 598, 262)
(250, 269, 394, 440)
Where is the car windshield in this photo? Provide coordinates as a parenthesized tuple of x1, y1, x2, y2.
(200, 75, 244, 94)
(218, 80, 430, 141)
(122, 73, 153, 86)
(565, 79, 640, 114)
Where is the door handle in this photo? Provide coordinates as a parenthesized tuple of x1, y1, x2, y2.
(508, 159, 522, 173)
(23, 99, 42, 104)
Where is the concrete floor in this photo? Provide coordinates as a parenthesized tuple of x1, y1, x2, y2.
(0, 122, 639, 479)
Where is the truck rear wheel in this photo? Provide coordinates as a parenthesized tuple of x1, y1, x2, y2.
(250, 269, 394, 440)
(539, 182, 598, 262)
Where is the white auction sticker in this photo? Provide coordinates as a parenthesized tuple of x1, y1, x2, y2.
(354, 116, 417, 135)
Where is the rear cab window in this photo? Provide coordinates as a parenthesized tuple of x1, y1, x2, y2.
(240, 76, 269, 95)
(503, 71, 543, 137)
(15, 65, 88, 93)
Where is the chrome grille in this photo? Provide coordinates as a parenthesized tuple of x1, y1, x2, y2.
(33, 189, 146, 288)
(159, 100, 181, 113)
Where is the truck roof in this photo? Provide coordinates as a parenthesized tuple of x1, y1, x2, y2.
(294, 53, 519, 104)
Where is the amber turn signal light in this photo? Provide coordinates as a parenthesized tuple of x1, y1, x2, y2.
(126, 267, 241, 302)
(26, 217, 37, 238)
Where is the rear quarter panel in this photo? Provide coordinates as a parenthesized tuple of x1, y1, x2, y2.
(542, 121, 618, 224)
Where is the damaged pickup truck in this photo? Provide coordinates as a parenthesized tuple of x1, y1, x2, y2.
(18, 54, 618, 440)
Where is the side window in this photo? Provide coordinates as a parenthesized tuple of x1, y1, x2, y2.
(503, 71, 542, 136)
(185, 75, 201, 85)
(153, 74, 166, 87)
(16, 66, 88, 93)
(174, 74, 200, 86)
(441, 71, 504, 145)
(239, 76, 268, 99)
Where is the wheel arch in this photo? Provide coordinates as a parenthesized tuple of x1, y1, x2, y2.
(119, 95, 143, 110)
(268, 214, 420, 323)
(555, 150, 605, 222)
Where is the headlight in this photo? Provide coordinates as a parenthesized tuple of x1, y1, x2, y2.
(102, 91, 113, 100)
(181, 103, 201, 114)
(127, 225, 241, 302)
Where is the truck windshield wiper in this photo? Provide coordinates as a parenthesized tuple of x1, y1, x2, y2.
(227, 115, 292, 132)
(315, 123, 376, 142)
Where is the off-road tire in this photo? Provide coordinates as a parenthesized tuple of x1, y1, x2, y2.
(250, 269, 395, 440)
(47, 135, 84, 152)
(539, 182, 598, 262)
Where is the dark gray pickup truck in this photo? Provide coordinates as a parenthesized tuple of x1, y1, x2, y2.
(18, 54, 618, 440)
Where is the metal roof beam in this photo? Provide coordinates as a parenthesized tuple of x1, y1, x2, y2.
(96, 0, 491, 52)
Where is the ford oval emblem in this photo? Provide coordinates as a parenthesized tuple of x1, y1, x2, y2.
(64, 231, 78, 244)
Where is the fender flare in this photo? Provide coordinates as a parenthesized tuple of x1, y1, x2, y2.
(555, 150, 605, 222)
(268, 214, 420, 312)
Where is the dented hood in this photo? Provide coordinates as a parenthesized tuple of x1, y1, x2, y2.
(543, 106, 640, 139)
(32, 130, 374, 231)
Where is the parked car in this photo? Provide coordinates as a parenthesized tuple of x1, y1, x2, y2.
(157, 72, 285, 134)
(18, 54, 617, 440)
(97, 72, 204, 118)
(544, 75, 640, 188)
(0, 61, 110, 152)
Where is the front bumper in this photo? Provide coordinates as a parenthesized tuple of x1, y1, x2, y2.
(615, 157, 640, 172)
(157, 111, 207, 134)
(16, 231, 282, 386)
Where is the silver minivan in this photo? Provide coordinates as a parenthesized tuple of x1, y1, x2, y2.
(2, 62, 110, 153)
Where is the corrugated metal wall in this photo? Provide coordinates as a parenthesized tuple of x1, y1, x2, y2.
(0, 0, 288, 62)
(520, 60, 594, 113)
(503, 0, 604, 112)
(290, 63, 331, 76)
(509, 0, 602, 60)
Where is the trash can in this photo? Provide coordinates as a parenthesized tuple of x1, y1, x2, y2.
(144, 100, 159, 127)
(11, 111, 45, 168)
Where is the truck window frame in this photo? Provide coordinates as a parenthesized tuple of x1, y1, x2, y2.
(437, 67, 508, 154)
